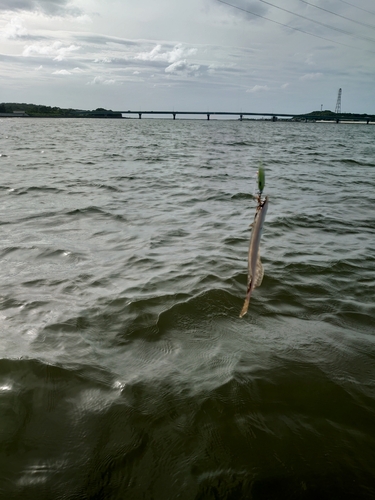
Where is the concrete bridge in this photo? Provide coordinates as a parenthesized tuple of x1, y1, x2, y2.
(118, 111, 292, 121)
(117, 111, 374, 123)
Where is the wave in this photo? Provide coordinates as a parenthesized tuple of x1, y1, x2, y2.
(2, 118, 375, 498)
(4, 205, 128, 225)
(1, 353, 374, 499)
(65, 206, 128, 222)
(7, 186, 65, 195)
(341, 158, 375, 167)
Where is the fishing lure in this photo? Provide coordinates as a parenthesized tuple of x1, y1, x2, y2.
(240, 166, 268, 318)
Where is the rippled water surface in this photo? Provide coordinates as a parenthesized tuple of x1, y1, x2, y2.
(1, 118, 375, 499)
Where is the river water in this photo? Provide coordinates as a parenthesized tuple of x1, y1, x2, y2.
(0, 118, 374, 499)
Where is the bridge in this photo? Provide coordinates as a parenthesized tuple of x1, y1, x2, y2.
(118, 111, 293, 121)
(115, 110, 374, 123)
(2, 108, 372, 122)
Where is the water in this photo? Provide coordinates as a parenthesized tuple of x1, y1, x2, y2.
(0, 118, 374, 499)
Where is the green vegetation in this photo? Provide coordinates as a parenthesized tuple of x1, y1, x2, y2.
(0, 103, 123, 118)
(292, 110, 375, 122)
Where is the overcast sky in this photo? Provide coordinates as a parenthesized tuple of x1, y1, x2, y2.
(1, 0, 374, 113)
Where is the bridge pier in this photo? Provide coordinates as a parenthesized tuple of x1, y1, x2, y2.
(173, 113, 176, 120)
(207, 114, 210, 120)
(138, 113, 142, 119)
(240, 114, 243, 121)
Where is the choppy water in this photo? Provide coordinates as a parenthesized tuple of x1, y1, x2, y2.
(1, 117, 375, 499)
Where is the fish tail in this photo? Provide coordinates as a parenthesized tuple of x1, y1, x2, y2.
(240, 279, 253, 318)
(239, 297, 250, 318)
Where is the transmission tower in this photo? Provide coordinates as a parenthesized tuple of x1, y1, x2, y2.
(335, 88, 342, 114)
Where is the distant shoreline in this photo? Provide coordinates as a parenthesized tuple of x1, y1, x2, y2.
(1, 115, 374, 124)
(0, 103, 374, 123)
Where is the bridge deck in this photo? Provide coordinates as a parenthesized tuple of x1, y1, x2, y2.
(116, 111, 373, 122)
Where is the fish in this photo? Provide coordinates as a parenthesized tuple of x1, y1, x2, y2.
(239, 196, 268, 318)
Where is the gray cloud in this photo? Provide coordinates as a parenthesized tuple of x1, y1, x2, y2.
(0, 0, 82, 16)
(22, 40, 81, 60)
(165, 60, 200, 76)
(1, 16, 45, 40)
(74, 34, 138, 47)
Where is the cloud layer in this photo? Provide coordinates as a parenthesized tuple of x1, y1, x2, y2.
(0, 0, 82, 16)
(0, 0, 374, 113)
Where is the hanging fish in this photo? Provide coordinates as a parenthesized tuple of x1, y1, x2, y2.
(239, 167, 268, 318)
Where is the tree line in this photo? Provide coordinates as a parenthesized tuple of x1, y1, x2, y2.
(0, 103, 122, 118)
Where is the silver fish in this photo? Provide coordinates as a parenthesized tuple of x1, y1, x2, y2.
(240, 196, 268, 318)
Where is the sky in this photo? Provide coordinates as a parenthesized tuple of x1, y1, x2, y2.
(0, 0, 374, 114)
